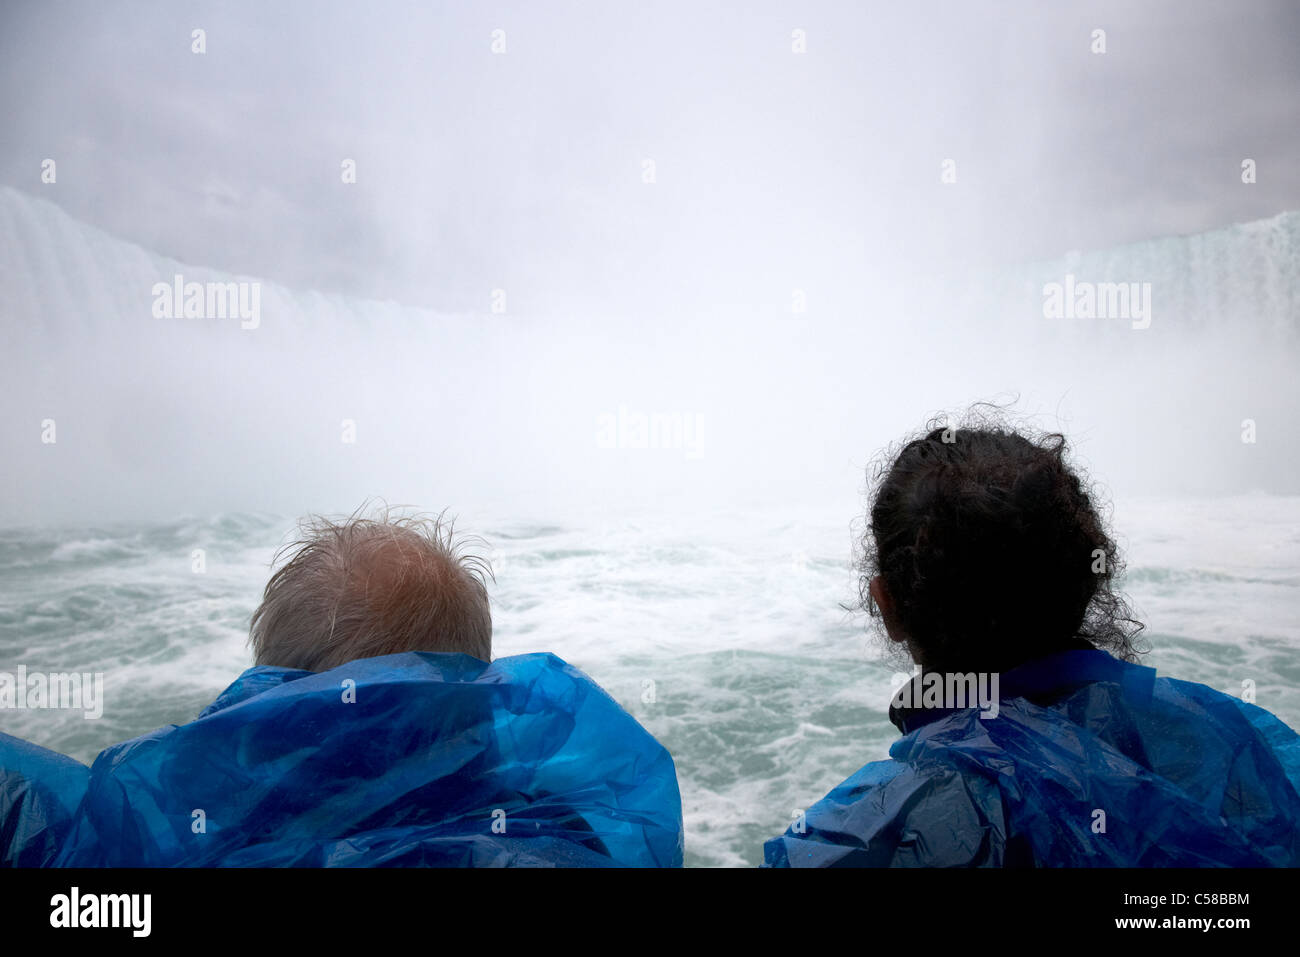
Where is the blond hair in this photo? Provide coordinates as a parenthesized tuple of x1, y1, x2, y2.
(249, 505, 492, 671)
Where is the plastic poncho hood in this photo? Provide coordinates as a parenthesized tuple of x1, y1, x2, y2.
(1, 651, 683, 867)
(765, 650, 1300, 867)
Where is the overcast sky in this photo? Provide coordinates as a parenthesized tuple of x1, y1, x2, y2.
(2, 0, 1298, 317)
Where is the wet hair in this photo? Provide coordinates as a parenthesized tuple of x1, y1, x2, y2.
(249, 504, 493, 671)
(856, 407, 1145, 674)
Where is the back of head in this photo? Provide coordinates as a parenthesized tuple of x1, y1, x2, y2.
(859, 409, 1143, 674)
(250, 507, 493, 671)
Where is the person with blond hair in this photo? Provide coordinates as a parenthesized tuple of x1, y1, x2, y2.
(2, 506, 683, 868)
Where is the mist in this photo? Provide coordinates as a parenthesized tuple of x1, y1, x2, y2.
(2, 1, 1299, 528)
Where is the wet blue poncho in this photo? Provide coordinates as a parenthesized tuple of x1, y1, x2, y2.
(0, 734, 89, 868)
(765, 649, 1300, 867)
(1, 652, 683, 867)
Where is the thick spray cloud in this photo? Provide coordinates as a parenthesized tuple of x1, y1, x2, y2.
(2, 1, 1299, 525)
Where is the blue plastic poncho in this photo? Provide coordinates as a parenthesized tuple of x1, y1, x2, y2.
(765, 649, 1300, 867)
(1, 652, 683, 867)
(0, 733, 89, 867)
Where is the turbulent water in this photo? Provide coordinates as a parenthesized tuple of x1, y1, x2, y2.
(2, 495, 1298, 867)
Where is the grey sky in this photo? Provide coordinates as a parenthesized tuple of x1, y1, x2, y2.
(2, 0, 1298, 316)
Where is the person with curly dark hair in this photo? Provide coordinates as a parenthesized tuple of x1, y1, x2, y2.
(863, 416, 1144, 676)
(765, 408, 1300, 867)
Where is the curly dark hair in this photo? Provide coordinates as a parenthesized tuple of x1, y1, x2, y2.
(855, 406, 1146, 674)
